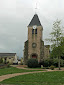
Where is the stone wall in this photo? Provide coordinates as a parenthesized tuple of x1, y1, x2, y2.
(28, 26, 43, 62)
(44, 45, 50, 59)
(24, 40, 28, 64)
(40, 40, 44, 61)
(24, 25, 50, 64)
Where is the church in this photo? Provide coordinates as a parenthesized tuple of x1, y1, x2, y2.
(23, 14, 50, 64)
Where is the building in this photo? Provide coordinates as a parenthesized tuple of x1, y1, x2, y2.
(23, 14, 50, 64)
(0, 53, 18, 64)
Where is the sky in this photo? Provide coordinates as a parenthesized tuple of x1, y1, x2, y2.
(0, 0, 64, 58)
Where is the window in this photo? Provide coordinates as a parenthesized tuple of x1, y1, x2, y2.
(35, 29, 37, 34)
(32, 43, 37, 48)
(32, 29, 37, 34)
(32, 29, 34, 34)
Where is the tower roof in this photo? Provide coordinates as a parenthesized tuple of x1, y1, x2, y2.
(28, 14, 42, 27)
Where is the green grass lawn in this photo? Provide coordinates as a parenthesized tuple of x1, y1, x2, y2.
(1, 71, 64, 85)
(0, 67, 43, 76)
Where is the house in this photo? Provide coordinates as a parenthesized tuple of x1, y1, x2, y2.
(0, 53, 18, 64)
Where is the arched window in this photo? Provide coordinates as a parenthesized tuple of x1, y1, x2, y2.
(32, 29, 34, 34)
(35, 29, 37, 34)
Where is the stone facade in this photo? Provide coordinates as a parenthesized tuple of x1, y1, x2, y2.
(23, 14, 50, 64)
(44, 45, 50, 59)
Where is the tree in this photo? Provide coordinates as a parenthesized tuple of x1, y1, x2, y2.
(51, 20, 63, 47)
(0, 58, 3, 64)
(46, 19, 63, 70)
(50, 46, 63, 70)
(60, 37, 64, 59)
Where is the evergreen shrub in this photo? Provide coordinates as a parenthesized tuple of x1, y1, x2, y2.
(27, 58, 38, 68)
(7, 64, 10, 68)
(50, 65, 55, 70)
(0, 58, 3, 64)
(39, 58, 64, 67)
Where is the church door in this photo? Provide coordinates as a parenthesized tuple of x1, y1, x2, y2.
(32, 54, 37, 59)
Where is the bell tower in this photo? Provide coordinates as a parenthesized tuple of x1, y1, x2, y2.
(28, 14, 44, 62)
(24, 14, 44, 64)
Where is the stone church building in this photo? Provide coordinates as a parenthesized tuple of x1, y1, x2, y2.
(23, 14, 50, 64)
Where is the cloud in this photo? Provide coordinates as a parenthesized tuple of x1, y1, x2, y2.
(0, 0, 64, 58)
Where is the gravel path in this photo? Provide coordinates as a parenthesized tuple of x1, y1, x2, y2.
(0, 69, 64, 82)
(0, 71, 45, 82)
(0, 65, 64, 82)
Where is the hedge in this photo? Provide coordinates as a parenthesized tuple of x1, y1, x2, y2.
(27, 58, 38, 68)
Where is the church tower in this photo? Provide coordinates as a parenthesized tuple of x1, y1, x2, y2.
(23, 14, 44, 64)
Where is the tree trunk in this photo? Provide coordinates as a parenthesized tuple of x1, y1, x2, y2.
(58, 56, 61, 70)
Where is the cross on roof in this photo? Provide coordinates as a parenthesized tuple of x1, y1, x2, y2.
(35, 3, 38, 14)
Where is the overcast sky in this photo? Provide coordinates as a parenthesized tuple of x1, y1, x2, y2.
(0, 0, 64, 58)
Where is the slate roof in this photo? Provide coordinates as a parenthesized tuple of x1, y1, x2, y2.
(28, 14, 42, 27)
(0, 53, 16, 57)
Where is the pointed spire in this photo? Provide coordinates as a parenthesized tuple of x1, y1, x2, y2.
(28, 14, 41, 27)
